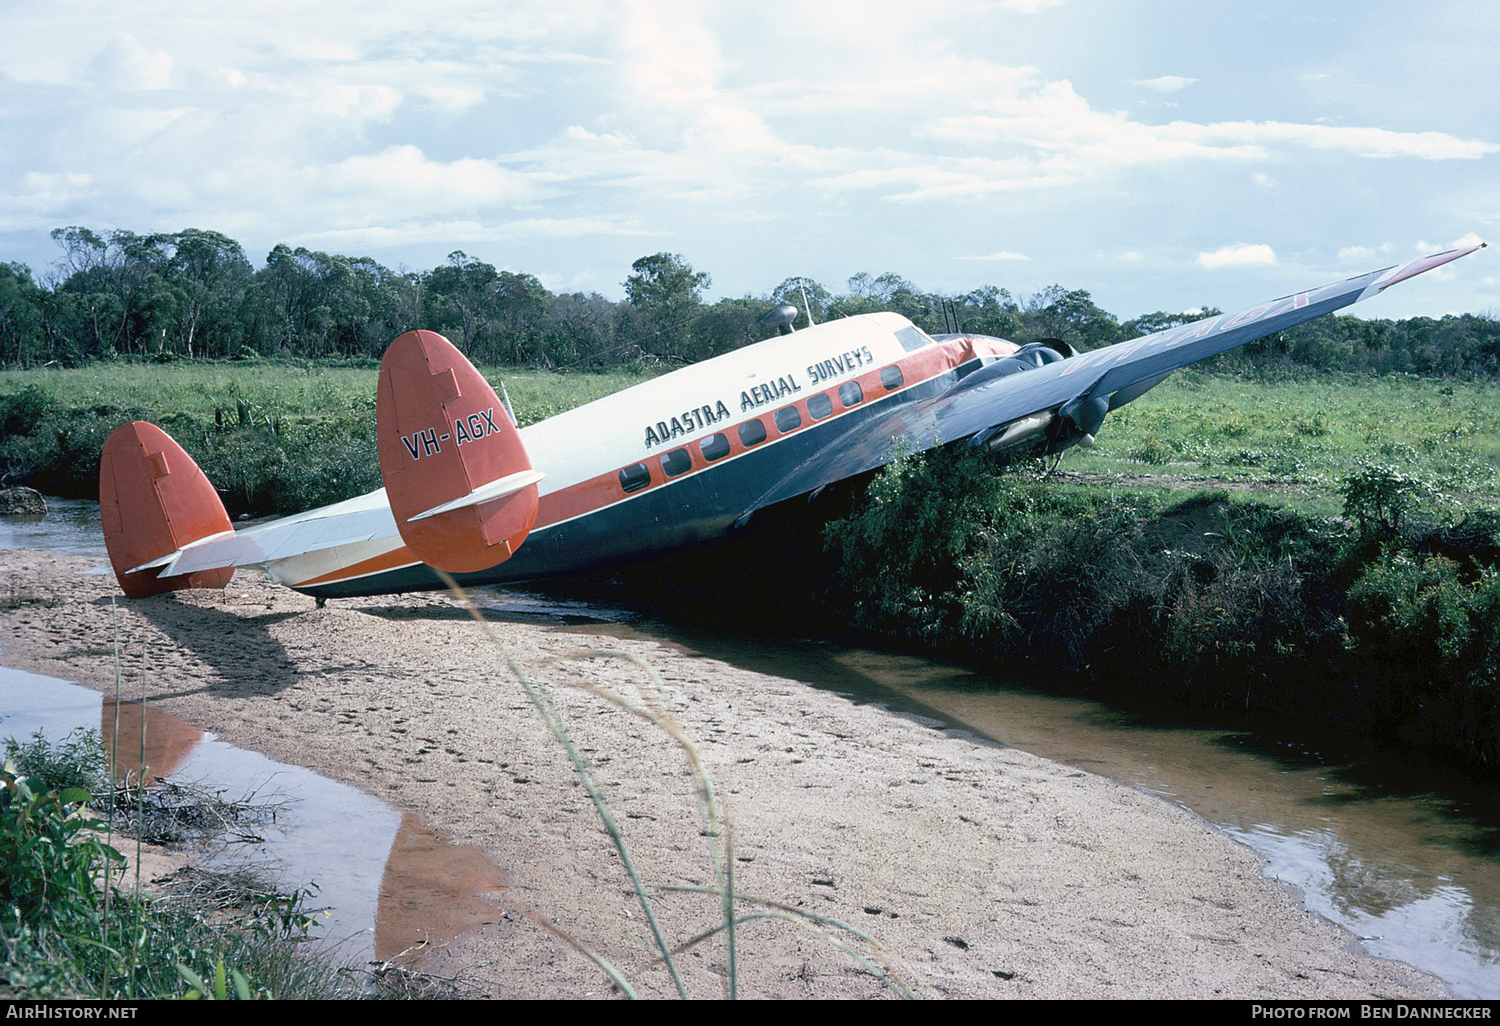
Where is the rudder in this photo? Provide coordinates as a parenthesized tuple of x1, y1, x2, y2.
(376, 330, 541, 573)
(99, 422, 235, 598)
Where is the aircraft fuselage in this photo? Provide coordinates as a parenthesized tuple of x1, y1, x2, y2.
(278, 313, 1016, 598)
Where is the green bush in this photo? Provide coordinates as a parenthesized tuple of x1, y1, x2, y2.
(823, 445, 1004, 641)
(1343, 463, 1425, 542)
(1, 744, 121, 945)
(3, 729, 106, 797)
(1129, 433, 1175, 465)
(0, 383, 59, 438)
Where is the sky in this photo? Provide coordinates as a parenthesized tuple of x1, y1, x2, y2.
(0, 0, 1495, 322)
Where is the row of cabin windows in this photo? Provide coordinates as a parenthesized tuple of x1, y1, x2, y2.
(617, 363, 906, 495)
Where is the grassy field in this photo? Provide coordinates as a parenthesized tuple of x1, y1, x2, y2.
(2, 359, 1496, 518)
(0, 361, 658, 514)
(1059, 368, 1500, 515)
(0, 361, 656, 430)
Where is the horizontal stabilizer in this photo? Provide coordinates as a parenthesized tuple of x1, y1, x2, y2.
(376, 330, 541, 573)
(407, 469, 546, 522)
(147, 490, 402, 578)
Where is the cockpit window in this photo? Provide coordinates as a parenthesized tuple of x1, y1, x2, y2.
(894, 326, 931, 352)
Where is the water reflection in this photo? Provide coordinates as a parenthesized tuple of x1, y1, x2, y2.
(0, 666, 505, 970)
(100, 697, 204, 783)
(1240, 822, 1500, 992)
(0, 497, 111, 559)
(377, 814, 508, 963)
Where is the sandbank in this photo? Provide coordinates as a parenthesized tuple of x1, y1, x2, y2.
(0, 550, 1445, 999)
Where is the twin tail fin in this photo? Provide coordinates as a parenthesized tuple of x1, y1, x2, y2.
(99, 330, 540, 597)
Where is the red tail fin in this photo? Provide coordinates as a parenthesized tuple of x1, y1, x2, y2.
(376, 330, 541, 573)
(99, 422, 234, 598)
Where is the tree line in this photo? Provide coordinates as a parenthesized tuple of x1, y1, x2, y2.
(1, 226, 1495, 376)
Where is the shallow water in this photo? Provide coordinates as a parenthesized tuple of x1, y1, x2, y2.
(539, 598, 1500, 998)
(827, 652, 1500, 999)
(0, 665, 505, 972)
(0, 497, 113, 558)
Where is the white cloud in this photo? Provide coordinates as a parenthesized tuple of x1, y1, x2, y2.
(1419, 232, 1487, 253)
(298, 214, 663, 250)
(87, 34, 172, 91)
(22, 171, 92, 199)
(314, 146, 553, 214)
(0, 173, 94, 228)
(277, 39, 362, 63)
(501, 217, 665, 238)
(932, 103, 1497, 168)
(1131, 76, 1197, 94)
(1199, 243, 1277, 269)
(303, 82, 403, 122)
(1192, 121, 1499, 160)
(304, 221, 498, 249)
(404, 83, 488, 113)
(920, 78, 1271, 169)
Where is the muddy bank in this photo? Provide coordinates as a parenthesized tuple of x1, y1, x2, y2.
(0, 551, 1445, 999)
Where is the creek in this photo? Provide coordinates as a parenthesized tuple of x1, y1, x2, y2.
(4, 498, 1498, 996)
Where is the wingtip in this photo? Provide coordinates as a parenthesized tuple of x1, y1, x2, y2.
(1376, 239, 1486, 293)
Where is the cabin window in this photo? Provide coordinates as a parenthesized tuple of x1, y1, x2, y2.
(838, 381, 863, 408)
(774, 406, 801, 432)
(807, 393, 833, 420)
(619, 462, 651, 493)
(661, 448, 692, 478)
(700, 433, 730, 462)
(880, 365, 903, 391)
(738, 419, 767, 447)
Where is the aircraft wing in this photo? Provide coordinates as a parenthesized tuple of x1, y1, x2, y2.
(747, 243, 1485, 511)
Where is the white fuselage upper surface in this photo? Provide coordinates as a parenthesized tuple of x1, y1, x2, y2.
(518, 312, 919, 502)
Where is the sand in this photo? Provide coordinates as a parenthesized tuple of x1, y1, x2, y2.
(0, 550, 1447, 999)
